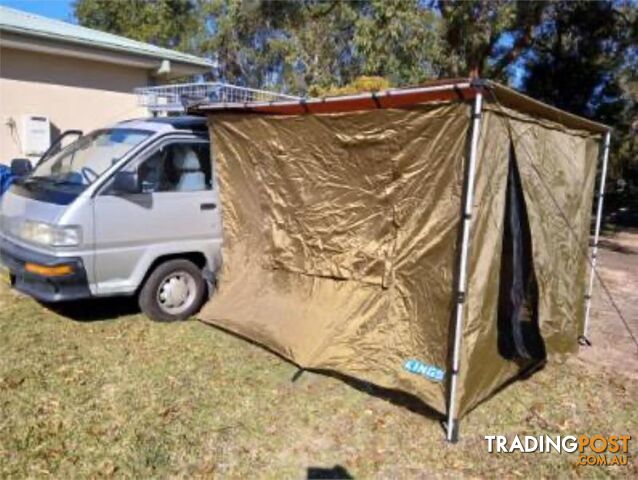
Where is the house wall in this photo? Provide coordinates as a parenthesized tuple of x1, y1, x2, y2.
(0, 47, 149, 164)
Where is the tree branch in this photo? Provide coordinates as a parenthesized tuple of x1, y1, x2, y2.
(490, 27, 536, 78)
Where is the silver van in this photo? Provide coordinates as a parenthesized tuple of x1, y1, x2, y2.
(0, 116, 222, 321)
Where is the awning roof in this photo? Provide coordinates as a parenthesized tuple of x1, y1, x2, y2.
(191, 79, 609, 134)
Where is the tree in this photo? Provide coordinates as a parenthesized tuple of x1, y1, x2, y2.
(520, 1, 638, 181)
(200, 0, 550, 88)
(353, 0, 442, 84)
(435, 0, 545, 80)
(74, 0, 200, 53)
(199, 0, 444, 94)
(197, 0, 363, 91)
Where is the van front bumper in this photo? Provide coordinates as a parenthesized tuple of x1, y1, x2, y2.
(0, 237, 91, 302)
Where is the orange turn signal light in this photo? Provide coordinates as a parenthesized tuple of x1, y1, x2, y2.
(25, 263, 73, 277)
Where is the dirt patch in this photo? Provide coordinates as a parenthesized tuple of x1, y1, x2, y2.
(576, 230, 638, 379)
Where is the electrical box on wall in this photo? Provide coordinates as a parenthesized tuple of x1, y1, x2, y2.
(21, 115, 51, 157)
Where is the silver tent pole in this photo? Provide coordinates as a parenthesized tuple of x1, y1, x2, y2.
(581, 130, 612, 343)
(446, 91, 483, 442)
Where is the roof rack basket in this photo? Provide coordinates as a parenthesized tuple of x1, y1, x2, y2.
(135, 82, 300, 114)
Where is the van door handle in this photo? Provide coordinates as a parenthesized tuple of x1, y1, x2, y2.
(200, 203, 217, 211)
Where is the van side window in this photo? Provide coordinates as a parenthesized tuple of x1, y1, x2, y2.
(138, 142, 211, 193)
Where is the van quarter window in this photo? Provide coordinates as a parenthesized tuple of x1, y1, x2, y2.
(138, 142, 212, 193)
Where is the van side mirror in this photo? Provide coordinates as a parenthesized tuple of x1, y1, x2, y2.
(10, 158, 32, 177)
(111, 171, 140, 194)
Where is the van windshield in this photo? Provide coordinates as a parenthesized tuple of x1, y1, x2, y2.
(28, 129, 151, 191)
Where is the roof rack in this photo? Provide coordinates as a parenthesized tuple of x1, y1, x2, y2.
(135, 82, 301, 114)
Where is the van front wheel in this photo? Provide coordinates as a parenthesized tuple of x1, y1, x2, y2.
(139, 259, 205, 322)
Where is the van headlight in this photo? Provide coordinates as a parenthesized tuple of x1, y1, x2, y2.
(17, 221, 82, 247)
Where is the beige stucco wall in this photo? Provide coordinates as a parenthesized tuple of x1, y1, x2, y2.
(0, 47, 149, 164)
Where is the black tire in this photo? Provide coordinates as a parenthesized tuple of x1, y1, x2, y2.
(138, 259, 205, 322)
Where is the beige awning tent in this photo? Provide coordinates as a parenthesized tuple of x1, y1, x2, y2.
(191, 79, 610, 441)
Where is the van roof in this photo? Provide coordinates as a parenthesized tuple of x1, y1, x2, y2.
(117, 116, 208, 133)
(145, 116, 208, 131)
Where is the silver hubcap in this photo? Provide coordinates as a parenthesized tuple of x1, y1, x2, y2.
(156, 271, 197, 315)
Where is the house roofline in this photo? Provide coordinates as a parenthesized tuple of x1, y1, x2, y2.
(0, 5, 212, 76)
(1, 31, 211, 79)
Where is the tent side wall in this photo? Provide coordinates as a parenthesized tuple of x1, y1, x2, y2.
(200, 102, 472, 415)
(457, 103, 602, 416)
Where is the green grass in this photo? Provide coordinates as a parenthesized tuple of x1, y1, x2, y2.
(0, 273, 636, 478)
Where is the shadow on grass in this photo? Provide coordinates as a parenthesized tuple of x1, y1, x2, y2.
(198, 320, 444, 424)
(307, 464, 353, 479)
(313, 369, 444, 421)
(42, 296, 140, 322)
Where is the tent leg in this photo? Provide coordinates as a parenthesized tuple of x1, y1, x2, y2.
(442, 419, 460, 443)
(581, 130, 611, 345)
(446, 91, 483, 443)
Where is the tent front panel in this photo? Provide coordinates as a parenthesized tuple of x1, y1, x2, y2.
(200, 103, 471, 414)
(458, 105, 601, 416)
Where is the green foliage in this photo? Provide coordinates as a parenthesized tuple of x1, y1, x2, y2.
(74, 0, 200, 52)
(521, 1, 638, 180)
(73, 0, 638, 182)
(436, 0, 545, 80)
(197, 0, 443, 94)
(353, 0, 442, 84)
(309, 75, 392, 97)
(195, 0, 298, 88)
(522, 1, 631, 116)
